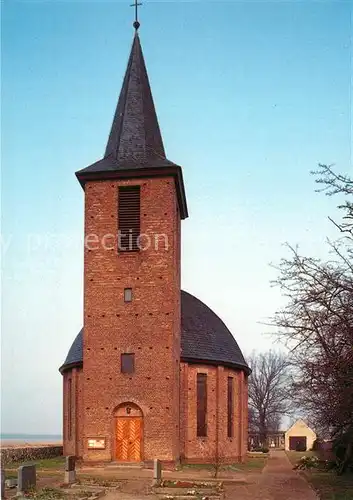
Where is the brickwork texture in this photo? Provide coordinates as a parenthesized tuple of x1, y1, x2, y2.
(62, 175, 248, 465)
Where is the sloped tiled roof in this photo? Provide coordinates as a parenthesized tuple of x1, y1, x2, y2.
(59, 291, 250, 374)
(181, 291, 249, 372)
(61, 328, 83, 369)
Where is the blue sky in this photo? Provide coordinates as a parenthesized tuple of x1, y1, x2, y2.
(1, 0, 351, 434)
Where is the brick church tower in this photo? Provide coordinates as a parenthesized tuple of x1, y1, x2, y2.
(60, 20, 250, 467)
(76, 28, 187, 463)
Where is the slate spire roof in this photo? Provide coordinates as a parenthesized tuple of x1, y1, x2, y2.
(75, 30, 188, 219)
(104, 31, 166, 165)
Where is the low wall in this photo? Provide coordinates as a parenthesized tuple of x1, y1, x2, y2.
(0, 446, 63, 465)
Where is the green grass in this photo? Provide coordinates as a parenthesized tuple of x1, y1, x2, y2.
(231, 456, 267, 471)
(285, 450, 318, 466)
(181, 456, 267, 472)
(286, 451, 353, 499)
(76, 475, 122, 487)
(23, 487, 66, 499)
(304, 471, 353, 500)
(181, 463, 214, 470)
(4, 470, 17, 479)
(5, 456, 65, 470)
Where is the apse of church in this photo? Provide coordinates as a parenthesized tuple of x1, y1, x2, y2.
(60, 14, 250, 466)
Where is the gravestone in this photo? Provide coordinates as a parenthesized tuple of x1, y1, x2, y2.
(17, 465, 36, 494)
(1, 469, 5, 499)
(4, 479, 17, 489)
(64, 456, 76, 484)
(153, 459, 162, 486)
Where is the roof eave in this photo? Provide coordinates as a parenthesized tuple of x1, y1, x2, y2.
(59, 361, 83, 375)
(75, 164, 188, 219)
(181, 356, 252, 375)
(59, 358, 251, 376)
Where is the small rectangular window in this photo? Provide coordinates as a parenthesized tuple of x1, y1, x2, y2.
(118, 186, 140, 252)
(227, 377, 234, 438)
(124, 288, 132, 302)
(121, 353, 135, 374)
(197, 373, 207, 437)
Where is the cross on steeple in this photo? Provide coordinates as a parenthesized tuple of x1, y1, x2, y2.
(130, 0, 142, 30)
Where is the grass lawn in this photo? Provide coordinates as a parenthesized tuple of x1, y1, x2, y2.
(181, 455, 267, 473)
(230, 456, 267, 471)
(303, 471, 353, 500)
(5, 456, 65, 471)
(286, 451, 353, 499)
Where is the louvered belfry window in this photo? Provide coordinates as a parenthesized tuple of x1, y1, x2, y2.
(118, 186, 141, 252)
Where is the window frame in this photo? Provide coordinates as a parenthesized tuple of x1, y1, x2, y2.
(227, 376, 234, 438)
(121, 353, 135, 374)
(68, 378, 72, 440)
(124, 288, 133, 302)
(118, 185, 141, 253)
(196, 373, 207, 437)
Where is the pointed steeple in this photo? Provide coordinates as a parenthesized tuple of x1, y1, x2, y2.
(104, 32, 166, 165)
(76, 31, 188, 219)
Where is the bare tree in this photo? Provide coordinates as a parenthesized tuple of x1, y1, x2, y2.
(312, 164, 353, 238)
(271, 244, 353, 472)
(270, 165, 353, 473)
(248, 350, 292, 444)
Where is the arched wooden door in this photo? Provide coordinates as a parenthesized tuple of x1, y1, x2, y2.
(114, 403, 143, 462)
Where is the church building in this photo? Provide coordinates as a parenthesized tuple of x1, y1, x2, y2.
(59, 19, 250, 466)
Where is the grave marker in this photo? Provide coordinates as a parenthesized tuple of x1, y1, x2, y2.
(64, 456, 76, 484)
(17, 464, 36, 494)
(1, 469, 5, 499)
(153, 458, 162, 486)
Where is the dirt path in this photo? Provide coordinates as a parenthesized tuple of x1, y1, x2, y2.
(90, 451, 319, 499)
(7, 451, 317, 499)
(225, 450, 318, 500)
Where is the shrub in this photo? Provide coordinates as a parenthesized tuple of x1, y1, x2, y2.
(250, 446, 269, 453)
(293, 455, 319, 470)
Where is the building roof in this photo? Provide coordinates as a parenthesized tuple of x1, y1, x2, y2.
(75, 32, 188, 219)
(77, 32, 166, 173)
(59, 290, 251, 374)
(285, 419, 316, 434)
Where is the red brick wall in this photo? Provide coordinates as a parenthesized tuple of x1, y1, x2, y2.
(64, 360, 248, 463)
(62, 373, 70, 455)
(62, 175, 249, 464)
(81, 176, 181, 462)
(63, 368, 83, 457)
(243, 374, 249, 457)
(76, 369, 84, 458)
(179, 363, 248, 463)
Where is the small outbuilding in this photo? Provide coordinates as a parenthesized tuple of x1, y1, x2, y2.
(285, 419, 317, 451)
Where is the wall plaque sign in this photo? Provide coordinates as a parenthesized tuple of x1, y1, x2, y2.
(87, 438, 106, 449)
